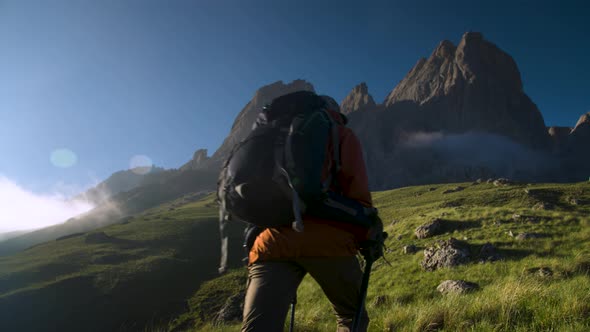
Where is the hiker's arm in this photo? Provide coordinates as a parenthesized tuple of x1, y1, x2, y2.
(338, 129, 373, 207)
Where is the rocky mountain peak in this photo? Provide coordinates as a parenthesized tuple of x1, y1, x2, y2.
(340, 82, 377, 115)
(573, 112, 590, 131)
(433, 40, 456, 58)
(180, 149, 209, 171)
(382, 32, 547, 148)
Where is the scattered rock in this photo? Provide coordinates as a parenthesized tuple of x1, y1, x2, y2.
(569, 198, 580, 205)
(523, 188, 530, 195)
(526, 267, 553, 278)
(415, 219, 443, 239)
(372, 295, 389, 307)
(85, 232, 113, 244)
(516, 232, 540, 240)
(442, 186, 465, 194)
(421, 238, 471, 271)
(538, 267, 553, 277)
(214, 291, 245, 325)
(437, 280, 479, 294)
(479, 243, 501, 262)
(476, 178, 483, 183)
(493, 178, 513, 186)
(533, 202, 552, 210)
(403, 245, 418, 254)
(486, 178, 494, 183)
(511, 214, 522, 221)
(507, 230, 515, 237)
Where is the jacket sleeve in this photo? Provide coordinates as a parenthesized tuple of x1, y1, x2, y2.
(337, 128, 373, 207)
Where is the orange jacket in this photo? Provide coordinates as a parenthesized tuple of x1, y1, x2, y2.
(249, 109, 373, 264)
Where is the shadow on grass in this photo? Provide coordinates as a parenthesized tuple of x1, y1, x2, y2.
(440, 219, 482, 233)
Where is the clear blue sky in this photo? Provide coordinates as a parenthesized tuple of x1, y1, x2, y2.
(0, 0, 588, 194)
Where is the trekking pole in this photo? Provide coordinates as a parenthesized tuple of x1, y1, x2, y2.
(352, 256, 374, 332)
(289, 296, 297, 332)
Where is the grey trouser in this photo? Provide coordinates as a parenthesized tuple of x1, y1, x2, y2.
(241, 257, 369, 332)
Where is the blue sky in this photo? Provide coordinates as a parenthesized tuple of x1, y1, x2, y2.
(0, 0, 588, 195)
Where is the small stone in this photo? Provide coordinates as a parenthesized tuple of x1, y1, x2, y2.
(533, 202, 552, 210)
(372, 295, 389, 307)
(516, 232, 540, 240)
(512, 214, 522, 221)
(486, 178, 494, 183)
(570, 198, 580, 205)
(476, 178, 483, 183)
(508, 230, 515, 237)
(538, 267, 553, 277)
(437, 280, 479, 294)
(493, 178, 513, 186)
(403, 245, 418, 254)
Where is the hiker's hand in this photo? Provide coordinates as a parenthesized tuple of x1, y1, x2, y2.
(359, 214, 387, 261)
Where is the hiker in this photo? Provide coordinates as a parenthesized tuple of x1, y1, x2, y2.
(234, 93, 381, 332)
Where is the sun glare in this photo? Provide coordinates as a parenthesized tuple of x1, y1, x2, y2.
(0, 176, 94, 233)
(50, 148, 78, 168)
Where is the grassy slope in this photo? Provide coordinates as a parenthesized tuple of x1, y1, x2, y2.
(181, 182, 590, 332)
(0, 169, 218, 257)
(1, 182, 588, 331)
(0, 193, 226, 332)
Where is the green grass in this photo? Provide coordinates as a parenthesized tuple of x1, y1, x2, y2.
(180, 182, 590, 331)
(0, 193, 223, 331)
(1, 182, 589, 331)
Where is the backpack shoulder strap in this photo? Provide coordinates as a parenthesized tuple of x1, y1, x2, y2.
(322, 109, 342, 192)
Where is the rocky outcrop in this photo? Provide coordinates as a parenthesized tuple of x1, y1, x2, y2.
(180, 149, 209, 171)
(340, 82, 377, 115)
(568, 112, 590, 148)
(214, 291, 245, 325)
(415, 219, 443, 239)
(200, 80, 314, 170)
(421, 238, 470, 271)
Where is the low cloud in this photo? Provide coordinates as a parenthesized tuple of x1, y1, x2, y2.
(0, 176, 95, 233)
(402, 132, 556, 175)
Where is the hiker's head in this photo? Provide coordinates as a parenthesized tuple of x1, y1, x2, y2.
(320, 95, 340, 113)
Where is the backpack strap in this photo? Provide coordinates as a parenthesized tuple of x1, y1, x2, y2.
(272, 132, 305, 232)
(321, 109, 342, 192)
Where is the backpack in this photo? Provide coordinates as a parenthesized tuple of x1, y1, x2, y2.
(217, 91, 378, 272)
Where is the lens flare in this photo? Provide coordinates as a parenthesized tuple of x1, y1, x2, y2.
(50, 149, 78, 168)
(129, 155, 153, 175)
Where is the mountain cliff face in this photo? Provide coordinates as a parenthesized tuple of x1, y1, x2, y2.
(383, 32, 549, 149)
(182, 32, 585, 189)
(340, 82, 377, 115)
